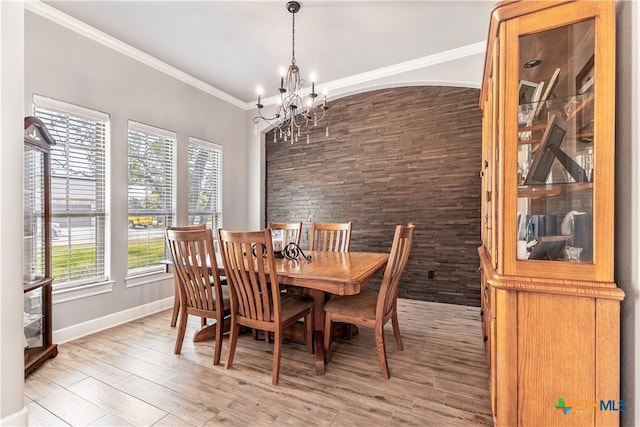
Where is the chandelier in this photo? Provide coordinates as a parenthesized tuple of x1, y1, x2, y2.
(253, 1, 329, 144)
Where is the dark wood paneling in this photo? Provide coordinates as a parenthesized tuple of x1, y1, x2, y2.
(266, 86, 482, 306)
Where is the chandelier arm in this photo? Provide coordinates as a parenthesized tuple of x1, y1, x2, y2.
(253, 110, 282, 125)
(291, 111, 310, 129)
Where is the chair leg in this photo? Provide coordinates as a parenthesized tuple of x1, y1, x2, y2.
(170, 292, 179, 327)
(375, 324, 390, 379)
(213, 315, 223, 365)
(323, 313, 332, 362)
(225, 318, 239, 369)
(272, 330, 282, 386)
(391, 309, 404, 351)
(174, 310, 188, 354)
(201, 317, 207, 327)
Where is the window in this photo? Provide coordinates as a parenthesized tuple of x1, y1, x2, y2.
(33, 95, 109, 287)
(127, 121, 176, 275)
(188, 137, 223, 231)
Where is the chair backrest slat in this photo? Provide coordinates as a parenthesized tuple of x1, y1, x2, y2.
(309, 221, 352, 252)
(377, 224, 415, 319)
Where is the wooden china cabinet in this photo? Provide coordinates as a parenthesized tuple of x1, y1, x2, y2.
(478, 1, 624, 426)
(23, 116, 58, 376)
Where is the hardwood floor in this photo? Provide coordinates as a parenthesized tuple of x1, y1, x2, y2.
(24, 299, 493, 426)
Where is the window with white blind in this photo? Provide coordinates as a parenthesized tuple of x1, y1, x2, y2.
(33, 95, 109, 288)
(127, 121, 176, 275)
(188, 137, 223, 231)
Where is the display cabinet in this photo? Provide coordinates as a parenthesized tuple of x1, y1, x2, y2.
(23, 116, 57, 376)
(478, 1, 624, 426)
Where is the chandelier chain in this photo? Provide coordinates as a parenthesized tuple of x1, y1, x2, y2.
(291, 11, 296, 65)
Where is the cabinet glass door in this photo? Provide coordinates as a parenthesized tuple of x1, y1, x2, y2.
(24, 288, 44, 349)
(516, 19, 594, 263)
(24, 145, 46, 281)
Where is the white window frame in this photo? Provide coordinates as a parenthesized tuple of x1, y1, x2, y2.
(32, 95, 112, 301)
(126, 121, 176, 277)
(187, 137, 223, 231)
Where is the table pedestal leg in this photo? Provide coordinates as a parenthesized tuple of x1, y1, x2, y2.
(307, 289, 326, 375)
(193, 317, 231, 342)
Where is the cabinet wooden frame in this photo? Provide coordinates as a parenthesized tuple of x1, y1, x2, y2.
(23, 117, 58, 376)
(478, 2, 623, 426)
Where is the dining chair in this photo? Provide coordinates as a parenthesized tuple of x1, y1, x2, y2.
(267, 221, 306, 342)
(323, 223, 415, 378)
(166, 227, 230, 365)
(218, 228, 314, 385)
(309, 221, 352, 252)
(268, 221, 302, 248)
(166, 224, 206, 328)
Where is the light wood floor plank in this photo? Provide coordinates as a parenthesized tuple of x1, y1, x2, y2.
(24, 376, 107, 426)
(111, 375, 219, 425)
(25, 299, 492, 426)
(25, 401, 69, 426)
(66, 377, 167, 426)
(87, 413, 135, 427)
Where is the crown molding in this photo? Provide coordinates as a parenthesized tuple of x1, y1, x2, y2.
(248, 41, 486, 109)
(24, 1, 247, 110)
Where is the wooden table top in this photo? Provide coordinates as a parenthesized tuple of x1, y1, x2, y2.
(168, 250, 389, 296)
(273, 251, 389, 295)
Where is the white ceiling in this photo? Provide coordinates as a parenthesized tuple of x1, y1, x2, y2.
(39, 0, 494, 107)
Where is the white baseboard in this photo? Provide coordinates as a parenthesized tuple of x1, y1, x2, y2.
(0, 407, 28, 427)
(53, 297, 174, 344)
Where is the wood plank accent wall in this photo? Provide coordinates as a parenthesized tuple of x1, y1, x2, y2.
(265, 86, 482, 306)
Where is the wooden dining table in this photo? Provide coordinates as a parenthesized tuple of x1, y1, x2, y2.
(173, 250, 389, 375)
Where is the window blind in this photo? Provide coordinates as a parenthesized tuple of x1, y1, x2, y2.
(33, 95, 109, 287)
(127, 121, 176, 275)
(187, 137, 223, 231)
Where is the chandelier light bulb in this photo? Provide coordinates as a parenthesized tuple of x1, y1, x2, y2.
(256, 86, 263, 108)
(310, 72, 316, 95)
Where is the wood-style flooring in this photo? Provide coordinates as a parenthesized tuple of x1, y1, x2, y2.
(24, 299, 493, 426)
